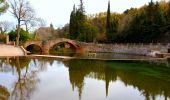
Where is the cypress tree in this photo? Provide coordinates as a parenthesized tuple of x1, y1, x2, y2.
(106, 1, 113, 43)
(153, 2, 165, 42)
(142, 0, 155, 42)
(79, 0, 85, 13)
(76, 0, 86, 41)
(166, 0, 170, 38)
(69, 0, 96, 42)
(167, 0, 170, 23)
(69, 5, 76, 39)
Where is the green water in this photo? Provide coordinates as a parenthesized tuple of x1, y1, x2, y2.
(0, 57, 170, 100)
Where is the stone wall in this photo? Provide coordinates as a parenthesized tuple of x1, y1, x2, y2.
(83, 43, 170, 56)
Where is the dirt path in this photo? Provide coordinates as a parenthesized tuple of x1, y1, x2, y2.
(0, 44, 24, 56)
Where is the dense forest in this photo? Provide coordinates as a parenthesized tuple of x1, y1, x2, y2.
(68, 0, 170, 43)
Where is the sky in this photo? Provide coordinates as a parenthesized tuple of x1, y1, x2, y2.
(0, 0, 167, 28)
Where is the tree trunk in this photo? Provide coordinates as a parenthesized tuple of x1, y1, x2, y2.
(16, 21, 20, 46)
(25, 22, 28, 32)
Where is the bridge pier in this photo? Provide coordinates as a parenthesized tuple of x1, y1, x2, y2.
(76, 47, 85, 53)
(42, 41, 49, 54)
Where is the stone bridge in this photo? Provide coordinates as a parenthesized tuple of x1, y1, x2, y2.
(24, 38, 85, 54)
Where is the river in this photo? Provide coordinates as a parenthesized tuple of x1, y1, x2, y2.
(0, 54, 170, 100)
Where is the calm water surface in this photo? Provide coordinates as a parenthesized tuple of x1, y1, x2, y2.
(0, 56, 170, 100)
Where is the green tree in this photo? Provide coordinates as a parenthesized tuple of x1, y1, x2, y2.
(8, 29, 31, 43)
(165, 1, 170, 27)
(69, 5, 76, 39)
(68, 0, 169, 43)
(69, 0, 87, 42)
(9, 0, 35, 46)
(106, 1, 112, 42)
(167, 1, 170, 22)
(106, 1, 117, 43)
(121, 0, 166, 43)
(88, 13, 107, 42)
(78, 22, 98, 42)
(143, 1, 165, 42)
(76, 0, 86, 41)
(0, 0, 8, 15)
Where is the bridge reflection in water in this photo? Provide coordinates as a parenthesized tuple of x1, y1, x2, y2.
(0, 57, 170, 100)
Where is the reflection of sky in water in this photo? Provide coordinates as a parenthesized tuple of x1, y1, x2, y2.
(0, 58, 169, 100)
(31, 61, 78, 100)
(83, 79, 144, 100)
(0, 72, 17, 92)
(31, 61, 168, 100)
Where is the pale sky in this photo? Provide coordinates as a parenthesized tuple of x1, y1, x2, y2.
(0, 0, 167, 28)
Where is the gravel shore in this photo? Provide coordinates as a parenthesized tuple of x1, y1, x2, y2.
(0, 44, 24, 56)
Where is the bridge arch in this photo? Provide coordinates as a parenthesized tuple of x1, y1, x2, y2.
(26, 44, 43, 54)
(48, 38, 80, 49)
(24, 41, 42, 48)
(24, 41, 43, 54)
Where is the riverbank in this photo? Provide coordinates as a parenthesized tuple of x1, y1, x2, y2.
(83, 43, 170, 57)
(0, 44, 25, 56)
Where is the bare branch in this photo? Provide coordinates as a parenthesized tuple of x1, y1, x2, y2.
(0, 21, 14, 33)
(9, 0, 36, 46)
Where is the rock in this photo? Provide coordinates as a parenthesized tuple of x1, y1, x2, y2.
(148, 50, 161, 57)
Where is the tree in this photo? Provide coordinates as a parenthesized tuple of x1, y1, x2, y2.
(0, 0, 8, 15)
(82, 22, 98, 42)
(167, 0, 170, 23)
(69, 0, 86, 41)
(23, 12, 47, 32)
(35, 18, 46, 27)
(9, 0, 35, 46)
(79, 0, 85, 13)
(69, 5, 76, 39)
(0, 21, 14, 33)
(8, 28, 31, 42)
(23, 7, 36, 32)
(106, 1, 114, 42)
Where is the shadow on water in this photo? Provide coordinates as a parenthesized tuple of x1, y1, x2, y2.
(0, 57, 170, 100)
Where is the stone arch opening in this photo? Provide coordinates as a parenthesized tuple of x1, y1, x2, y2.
(26, 44, 42, 54)
(49, 42, 76, 56)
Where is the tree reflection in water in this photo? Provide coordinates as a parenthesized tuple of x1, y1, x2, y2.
(0, 57, 170, 100)
(0, 85, 10, 100)
(64, 59, 170, 100)
(0, 57, 55, 100)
